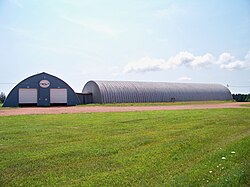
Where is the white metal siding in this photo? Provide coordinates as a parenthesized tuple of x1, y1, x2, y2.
(50, 89, 67, 103)
(19, 89, 37, 104)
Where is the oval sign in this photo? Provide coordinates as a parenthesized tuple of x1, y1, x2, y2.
(39, 80, 50, 88)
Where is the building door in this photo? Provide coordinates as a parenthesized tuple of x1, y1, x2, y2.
(19, 88, 37, 105)
(38, 87, 50, 107)
(50, 89, 67, 105)
(84, 93, 93, 104)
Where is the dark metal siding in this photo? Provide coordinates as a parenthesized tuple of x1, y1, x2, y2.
(76, 93, 85, 104)
(76, 93, 93, 104)
(82, 81, 233, 104)
(3, 72, 80, 107)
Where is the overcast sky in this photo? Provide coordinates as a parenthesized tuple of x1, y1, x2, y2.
(0, 0, 250, 94)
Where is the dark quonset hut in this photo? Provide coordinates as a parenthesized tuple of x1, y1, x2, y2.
(3, 72, 79, 107)
(82, 81, 233, 104)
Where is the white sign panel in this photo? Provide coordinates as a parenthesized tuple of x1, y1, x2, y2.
(39, 80, 50, 88)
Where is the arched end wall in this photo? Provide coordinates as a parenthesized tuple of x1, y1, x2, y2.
(3, 72, 79, 107)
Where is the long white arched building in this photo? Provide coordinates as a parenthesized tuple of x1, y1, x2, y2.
(82, 81, 233, 104)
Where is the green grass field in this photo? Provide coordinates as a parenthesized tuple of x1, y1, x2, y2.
(80, 100, 233, 107)
(0, 100, 233, 110)
(0, 109, 249, 186)
(241, 104, 250, 107)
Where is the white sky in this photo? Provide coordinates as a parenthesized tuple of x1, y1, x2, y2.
(0, 0, 250, 94)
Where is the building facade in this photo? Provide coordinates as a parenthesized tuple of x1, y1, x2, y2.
(3, 72, 79, 107)
(3, 73, 233, 107)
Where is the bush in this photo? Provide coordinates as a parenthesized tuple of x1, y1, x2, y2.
(0, 92, 6, 103)
(232, 93, 250, 102)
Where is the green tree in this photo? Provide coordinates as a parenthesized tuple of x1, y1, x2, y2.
(0, 92, 6, 103)
(232, 93, 250, 102)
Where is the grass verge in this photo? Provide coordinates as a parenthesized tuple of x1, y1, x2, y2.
(79, 100, 233, 107)
(241, 104, 250, 107)
(0, 103, 13, 110)
(0, 108, 249, 186)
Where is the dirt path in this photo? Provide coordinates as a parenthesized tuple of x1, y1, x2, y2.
(0, 102, 248, 116)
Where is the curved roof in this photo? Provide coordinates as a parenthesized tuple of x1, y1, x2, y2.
(83, 81, 233, 103)
(3, 72, 79, 107)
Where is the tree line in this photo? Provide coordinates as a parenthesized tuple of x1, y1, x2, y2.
(232, 94, 250, 102)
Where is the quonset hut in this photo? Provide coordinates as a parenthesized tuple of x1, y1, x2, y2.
(82, 81, 233, 104)
(3, 72, 233, 107)
(3, 72, 79, 107)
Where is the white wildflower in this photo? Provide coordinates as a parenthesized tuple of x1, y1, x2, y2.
(209, 170, 213, 173)
(231, 151, 235, 154)
(222, 157, 226, 160)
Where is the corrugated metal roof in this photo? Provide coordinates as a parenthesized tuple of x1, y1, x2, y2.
(83, 81, 233, 103)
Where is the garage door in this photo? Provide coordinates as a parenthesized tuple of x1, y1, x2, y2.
(50, 89, 67, 104)
(19, 89, 37, 104)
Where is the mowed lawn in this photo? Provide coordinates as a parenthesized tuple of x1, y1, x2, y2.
(79, 100, 233, 107)
(241, 104, 250, 107)
(0, 109, 249, 186)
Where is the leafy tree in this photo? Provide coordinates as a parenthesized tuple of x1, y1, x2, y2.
(0, 92, 6, 103)
(232, 93, 250, 102)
